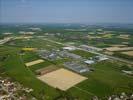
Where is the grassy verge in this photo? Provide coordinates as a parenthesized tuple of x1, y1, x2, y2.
(70, 49, 96, 58)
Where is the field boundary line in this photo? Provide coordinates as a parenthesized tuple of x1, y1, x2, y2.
(74, 86, 95, 96)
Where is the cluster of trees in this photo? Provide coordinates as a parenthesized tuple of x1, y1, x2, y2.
(113, 52, 133, 61)
(0, 55, 9, 62)
(120, 65, 132, 71)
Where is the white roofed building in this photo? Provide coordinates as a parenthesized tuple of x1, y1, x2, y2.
(84, 60, 95, 64)
(63, 46, 76, 51)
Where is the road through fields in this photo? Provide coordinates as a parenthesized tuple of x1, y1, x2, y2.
(42, 38, 133, 65)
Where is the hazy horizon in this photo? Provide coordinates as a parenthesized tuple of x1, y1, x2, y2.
(0, 0, 133, 24)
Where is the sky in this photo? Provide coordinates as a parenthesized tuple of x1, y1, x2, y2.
(0, 0, 133, 23)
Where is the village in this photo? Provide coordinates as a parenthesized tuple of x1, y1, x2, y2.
(0, 77, 36, 100)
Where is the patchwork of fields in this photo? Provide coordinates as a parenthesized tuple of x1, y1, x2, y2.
(0, 37, 133, 100)
(37, 68, 87, 91)
(121, 51, 133, 56)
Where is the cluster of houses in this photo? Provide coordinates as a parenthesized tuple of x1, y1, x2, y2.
(0, 77, 36, 100)
(92, 92, 133, 100)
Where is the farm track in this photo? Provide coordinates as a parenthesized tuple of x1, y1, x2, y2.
(74, 86, 95, 96)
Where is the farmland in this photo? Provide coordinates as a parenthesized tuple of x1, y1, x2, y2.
(121, 51, 133, 56)
(0, 24, 133, 100)
(37, 68, 87, 91)
(70, 49, 96, 58)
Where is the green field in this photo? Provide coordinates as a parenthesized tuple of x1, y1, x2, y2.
(70, 49, 96, 58)
(9, 38, 63, 50)
(0, 46, 59, 100)
(69, 61, 133, 99)
(0, 38, 133, 100)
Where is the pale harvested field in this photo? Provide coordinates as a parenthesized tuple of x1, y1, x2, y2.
(25, 59, 44, 67)
(105, 47, 133, 52)
(37, 68, 87, 91)
(104, 51, 114, 55)
(117, 34, 130, 39)
(121, 51, 133, 56)
(102, 34, 114, 38)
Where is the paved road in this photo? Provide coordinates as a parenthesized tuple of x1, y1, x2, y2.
(106, 55, 133, 65)
(78, 47, 133, 65)
(42, 38, 133, 65)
